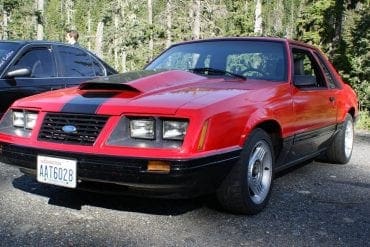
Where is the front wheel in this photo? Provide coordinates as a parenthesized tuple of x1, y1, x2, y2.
(217, 128, 274, 214)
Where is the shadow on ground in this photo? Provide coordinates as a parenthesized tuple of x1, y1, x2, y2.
(12, 175, 205, 216)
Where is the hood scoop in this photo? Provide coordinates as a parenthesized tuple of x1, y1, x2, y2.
(79, 69, 206, 94)
(78, 70, 169, 92)
(79, 82, 141, 92)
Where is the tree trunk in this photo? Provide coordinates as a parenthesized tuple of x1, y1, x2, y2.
(274, 0, 283, 35)
(333, 0, 345, 44)
(114, 11, 119, 70)
(148, 0, 153, 60)
(2, 8, 8, 40)
(165, 0, 172, 48)
(36, 0, 44, 40)
(65, 0, 74, 27)
(286, 0, 295, 38)
(87, 2, 92, 50)
(95, 21, 104, 58)
(121, 49, 127, 73)
(192, 0, 201, 40)
(254, 0, 262, 35)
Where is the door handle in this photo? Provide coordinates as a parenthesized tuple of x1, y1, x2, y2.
(329, 96, 336, 102)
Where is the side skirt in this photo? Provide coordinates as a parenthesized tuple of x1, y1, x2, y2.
(274, 124, 338, 173)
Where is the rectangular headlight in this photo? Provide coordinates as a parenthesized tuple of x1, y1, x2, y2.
(163, 120, 188, 140)
(12, 110, 38, 129)
(13, 111, 25, 128)
(25, 112, 38, 129)
(130, 119, 155, 139)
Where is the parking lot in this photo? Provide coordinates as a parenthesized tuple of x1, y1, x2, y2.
(0, 132, 369, 247)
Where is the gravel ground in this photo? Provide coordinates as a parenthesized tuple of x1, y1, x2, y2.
(0, 132, 369, 247)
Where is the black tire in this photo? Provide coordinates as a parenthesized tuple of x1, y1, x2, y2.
(216, 128, 274, 215)
(325, 114, 354, 164)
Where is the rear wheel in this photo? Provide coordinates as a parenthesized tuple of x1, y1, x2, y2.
(217, 128, 273, 214)
(325, 114, 354, 164)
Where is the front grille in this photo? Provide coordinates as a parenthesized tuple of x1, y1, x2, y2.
(38, 113, 109, 145)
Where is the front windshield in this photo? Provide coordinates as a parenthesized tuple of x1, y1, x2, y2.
(0, 42, 21, 72)
(146, 40, 287, 81)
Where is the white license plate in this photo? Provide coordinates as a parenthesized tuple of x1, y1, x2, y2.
(37, 155, 77, 188)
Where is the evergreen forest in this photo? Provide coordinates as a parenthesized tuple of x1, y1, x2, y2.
(0, 0, 369, 126)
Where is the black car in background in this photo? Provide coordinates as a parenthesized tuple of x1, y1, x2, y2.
(0, 40, 117, 116)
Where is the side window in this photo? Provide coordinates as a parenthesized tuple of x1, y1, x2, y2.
(91, 57, 104, 76)
(58, 46, 95, 77)
(314, 52, 338, 89)
(292, 48, 326, 88)
(14, 47, 56, 78)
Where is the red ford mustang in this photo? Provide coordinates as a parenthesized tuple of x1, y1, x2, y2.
(0, 37, 358, 214)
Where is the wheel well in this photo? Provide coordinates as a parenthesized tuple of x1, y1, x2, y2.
(348, 107, 355, 119)
(255, 121, 283, 159)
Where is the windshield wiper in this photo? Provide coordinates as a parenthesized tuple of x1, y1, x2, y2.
(189, 67, 247, 80)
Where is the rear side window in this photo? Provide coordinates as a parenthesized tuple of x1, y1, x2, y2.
(57, 46, 96, 77)
(14, 47, 56, 78)
(314, 52, 338, 89)
(92, 58, 104, 76)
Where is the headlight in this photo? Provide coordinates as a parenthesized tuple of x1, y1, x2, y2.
(130, 119, 155, 139)
(163, 120, 188, 140)
(25, 112, 38, 129)
(12, 110, 38, 129)
(13, 111, 25, 128)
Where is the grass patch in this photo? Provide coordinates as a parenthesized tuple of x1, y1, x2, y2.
(356, 111, 370, 131)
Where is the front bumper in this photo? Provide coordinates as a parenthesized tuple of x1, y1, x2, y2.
(0, 142, 241, 198)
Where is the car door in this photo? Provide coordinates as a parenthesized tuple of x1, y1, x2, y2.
(289, 46, 337, 159)
(0, 44, 60, 115)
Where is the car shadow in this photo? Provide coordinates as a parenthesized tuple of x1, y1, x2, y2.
(12, 175, 204, 216)
(274, 160, 313, 179)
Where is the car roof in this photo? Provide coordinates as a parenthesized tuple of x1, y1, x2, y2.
(169, 36, 318, 50)
(0, 40, 84, 48)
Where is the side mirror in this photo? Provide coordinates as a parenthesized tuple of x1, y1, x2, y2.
(294, 75, 317, 87)
(6, 67, 31, 78)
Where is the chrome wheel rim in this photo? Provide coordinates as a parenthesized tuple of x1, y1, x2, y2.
(247, 140, 273, 204)
(344, 120, 354, 158)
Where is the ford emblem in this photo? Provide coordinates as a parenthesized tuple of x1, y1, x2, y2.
(62, 125, 77, 134)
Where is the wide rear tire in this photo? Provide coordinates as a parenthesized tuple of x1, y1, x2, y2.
(325, 114, 354, 164)
(217, 128, 274, 215)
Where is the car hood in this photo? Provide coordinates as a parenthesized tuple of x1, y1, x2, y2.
(13, 70, 265, 115)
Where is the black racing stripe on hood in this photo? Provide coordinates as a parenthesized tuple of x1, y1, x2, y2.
(61, 92, 118, 114)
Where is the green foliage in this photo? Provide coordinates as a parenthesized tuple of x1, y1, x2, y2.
(357, 111, 370, 131)
(296, 0, 335, 45)
(45, 0, 65, 41)
(2, 0, 34, 39)
(348, 6, 370, 111)
(223, 0, 254, 36)
(0, 0, 368, 111)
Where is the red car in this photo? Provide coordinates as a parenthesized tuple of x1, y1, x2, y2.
(0, 38, 358, 214)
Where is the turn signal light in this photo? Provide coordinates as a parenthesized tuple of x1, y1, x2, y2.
(147, 161, 171, 173)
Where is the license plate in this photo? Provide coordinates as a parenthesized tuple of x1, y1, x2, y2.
(37, 155, 77, 188)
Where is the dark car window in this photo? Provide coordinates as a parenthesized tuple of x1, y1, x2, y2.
(14, 47, 56, 78)
(313, 51, 338, 89)
(292, 48, 326, 88)
(92, 57, 104, 76)
(58, 46, 96, 77)
(146, 40, 287, 81)
(0, 43, 22, 72)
